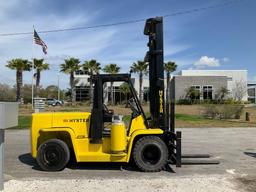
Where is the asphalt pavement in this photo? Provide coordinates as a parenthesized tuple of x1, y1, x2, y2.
(3, 128, 256, 180)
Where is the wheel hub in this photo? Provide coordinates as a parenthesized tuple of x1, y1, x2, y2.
(44, 147, 61, 166)
(142, 144, 161, 165)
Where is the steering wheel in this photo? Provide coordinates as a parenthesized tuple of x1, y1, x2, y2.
(103, 104, 114, 114)
(103, 103, 109, 113)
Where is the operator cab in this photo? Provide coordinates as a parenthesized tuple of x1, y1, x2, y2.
(89, 74, 147, 143)
(102, 82, 141, 137)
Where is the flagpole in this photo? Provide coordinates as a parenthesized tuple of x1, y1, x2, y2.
(32, 25, 35, 109)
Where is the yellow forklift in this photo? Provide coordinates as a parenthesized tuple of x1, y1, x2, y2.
(30, 17, 182, 172)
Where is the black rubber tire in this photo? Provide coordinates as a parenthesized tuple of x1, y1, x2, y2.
(56, 102, 61, 106)
(36, 139, 70, 171)
(132, 136, 168, 172)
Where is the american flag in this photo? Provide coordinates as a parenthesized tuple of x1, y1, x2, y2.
(34, 29, 47, 54)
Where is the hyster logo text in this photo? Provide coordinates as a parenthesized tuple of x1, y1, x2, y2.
(159, 90, 163, 113)
(63, 119, 87, 123)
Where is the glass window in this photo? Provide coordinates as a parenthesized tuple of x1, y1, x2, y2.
(248, 88, 255, 97)
(75, 70, 87, 75)
(143, 87, 149, 102)
(75, 86, 90, 101)
(203, 86, 213, 100)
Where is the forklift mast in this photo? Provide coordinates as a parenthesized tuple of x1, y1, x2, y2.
(144, 17, 166, 129)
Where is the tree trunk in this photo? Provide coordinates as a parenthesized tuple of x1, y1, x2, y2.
(125, 93, 128, 108)
(16, 70, 23, 102)
(139, 72, 143, 102)
(35, 69, 40, 97)
(89, 81, 93, 104)
(89, 73, 93, 105)
(110, 82, 114, 105)
(70, 72, 75, 103)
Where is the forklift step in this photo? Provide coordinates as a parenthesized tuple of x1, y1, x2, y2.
(182, 154, 211, 158)
(181, 159, 220, 165)
(111, 152, 126, 157)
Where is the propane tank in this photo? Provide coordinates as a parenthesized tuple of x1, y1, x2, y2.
(111, 115, 127, 154)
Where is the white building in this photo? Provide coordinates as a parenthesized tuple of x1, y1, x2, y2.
(74, 71, 150, 103)
(178, 70, 248, 101)
(74, 69, 249, 103)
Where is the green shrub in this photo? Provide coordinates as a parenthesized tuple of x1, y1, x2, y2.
(176, 99, 193, 105)
(223, 98, 242, 104)
(176, 99, 216, 105)
(202, 105, 218, 119)
(202, 104, 244, 119)
(176, 98, 245, 105)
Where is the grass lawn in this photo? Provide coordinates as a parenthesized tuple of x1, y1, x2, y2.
(16, 104, 256, 129)
(11, 116, 32, 129)
(176, 114, 255, 128)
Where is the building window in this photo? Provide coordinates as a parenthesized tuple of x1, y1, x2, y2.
(248, 88, 255, 97)
(75, 86, 90, 101)
(248, 87, 256, 104)
(203, 86, 213, 100)
(191, 86, 200, 100)
(75, 70, 87, 75)
(143, 87, 149, 102)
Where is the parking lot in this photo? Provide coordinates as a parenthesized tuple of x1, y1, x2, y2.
(3, 128, 256, 191)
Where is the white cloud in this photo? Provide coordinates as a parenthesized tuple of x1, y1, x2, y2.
(194, 56, 220, 68)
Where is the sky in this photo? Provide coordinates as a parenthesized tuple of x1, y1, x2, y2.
(0, 0, 255, 89)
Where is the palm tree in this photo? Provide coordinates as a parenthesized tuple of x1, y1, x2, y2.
(164, 61, 177, 101)
(103, 64, 120, 105)
(185, 87, 200, 103)
(164, 61, 177, 88)
(33, 59, 49, 96)
(120, 82, 130, 107)
(130, 60, 148, 102)
(216, 87, 229, 103)
(82, 59, 101, 104)
(6, 58, 32, 102)
(60, 58, 80, 103)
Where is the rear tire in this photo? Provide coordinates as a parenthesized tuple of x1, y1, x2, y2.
(36, 139, 70, 171)
(132, 136, 168, 172)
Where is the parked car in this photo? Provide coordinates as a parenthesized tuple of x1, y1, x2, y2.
(46, 99, 62, 106)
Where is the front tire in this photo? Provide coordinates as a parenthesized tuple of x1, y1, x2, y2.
(36, 139, 70, 171)
(132, 136, 168, 172)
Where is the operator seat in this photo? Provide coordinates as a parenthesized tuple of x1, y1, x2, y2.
(102, 104, 113, 136)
